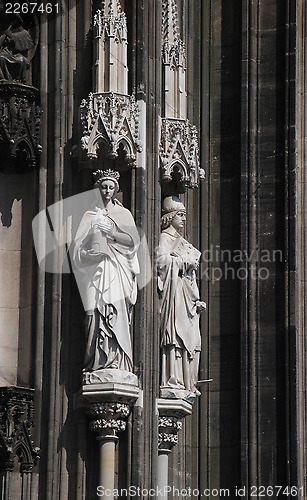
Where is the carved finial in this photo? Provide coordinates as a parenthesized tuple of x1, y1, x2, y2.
(162, 0, 184, 52)
(100, 0, 123, 16)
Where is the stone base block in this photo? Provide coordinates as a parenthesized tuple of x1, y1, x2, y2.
(78, 369, 140, 407)
(160, 386, 199, 405)
(82, 368, 138, 387)
(157, 397, 192, 418)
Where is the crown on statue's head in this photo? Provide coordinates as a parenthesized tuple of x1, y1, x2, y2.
(93, 169, 120, 191)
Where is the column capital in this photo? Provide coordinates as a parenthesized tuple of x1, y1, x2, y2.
(86, 402, 130, 439)
(79, 369, 140, 438)
(157, 399, 192, 453)
(158, 416, 182, 453)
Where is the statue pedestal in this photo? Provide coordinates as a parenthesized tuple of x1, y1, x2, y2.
(79, 369, 139, 499)
(81, 369, 139, 403)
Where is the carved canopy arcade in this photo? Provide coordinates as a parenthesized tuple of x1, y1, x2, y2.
(0, 387, 39, 473)
(160, 0, 204, 190)
(0, 83, 42, 171)
(159, 117, 204, 189)
(80, 92, 141, 164)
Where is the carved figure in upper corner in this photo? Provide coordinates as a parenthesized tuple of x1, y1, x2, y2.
(73, 170, 140, 372)
(157, 196, 206, 396)
(0, 14, 36, 84)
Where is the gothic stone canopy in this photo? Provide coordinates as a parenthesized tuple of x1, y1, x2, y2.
(159, 117, 204, 189)
(0, 387, 39, 473)
(0, 84, 42, 171)
(80, 91, 142, 163)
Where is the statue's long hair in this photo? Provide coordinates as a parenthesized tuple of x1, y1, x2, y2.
(161, 212, 176, 230)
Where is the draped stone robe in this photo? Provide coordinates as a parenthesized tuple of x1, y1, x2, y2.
(157, 229, 201, 392)
(73, 199, 140, 372)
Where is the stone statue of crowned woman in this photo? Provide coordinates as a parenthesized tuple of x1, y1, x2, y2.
(73, 170, 140, 375)
(157, 196, 206, 400)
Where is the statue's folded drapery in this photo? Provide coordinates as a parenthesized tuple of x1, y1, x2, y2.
(73, 198, 140, 371)
(157, 229, 201, 392)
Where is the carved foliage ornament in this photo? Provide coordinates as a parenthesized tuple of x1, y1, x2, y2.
(80, 92, 142, 163)
(86, 402, 130, 438)
(158, 416, 182, 451)
(0, 387, 39, 473)
(159, 117, 205, 189)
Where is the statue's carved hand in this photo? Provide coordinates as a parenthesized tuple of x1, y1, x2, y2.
(97, 221, 114, 236)
(186, 258, 199, 270)
(196, 300, 207, 313)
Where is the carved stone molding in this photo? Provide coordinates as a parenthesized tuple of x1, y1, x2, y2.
(0, 387, 39, 473)
(86, 402, 130, 438)
(80, 92, 142, 163)
(0, 83, 42, 171)
(159, 117, 204, 189)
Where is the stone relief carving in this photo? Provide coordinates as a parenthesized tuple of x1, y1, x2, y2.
(0, 387, 39, 473)
(73, 170, 140, 373)
(157, 196, 206, 401)
(0, 13, 38, 84)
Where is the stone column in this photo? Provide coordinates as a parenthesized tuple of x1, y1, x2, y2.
(158, 416, 182, 497)
(157, 399, 192, 499)
(80, 369, 140, 496)
(86, 402, 130, 497)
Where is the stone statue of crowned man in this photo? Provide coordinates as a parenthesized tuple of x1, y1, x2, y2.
(73, 170, 140, 374)
(157, 196, 206, 399)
